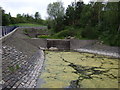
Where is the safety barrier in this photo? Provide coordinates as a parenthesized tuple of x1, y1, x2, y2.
(1, 26, 18, 37)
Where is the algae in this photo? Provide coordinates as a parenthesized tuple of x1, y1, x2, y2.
(39, 51, 119, 88)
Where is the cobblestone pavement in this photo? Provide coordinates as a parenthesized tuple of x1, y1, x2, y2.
(2, 45, 44, 89)
(39, 51, 119, 88)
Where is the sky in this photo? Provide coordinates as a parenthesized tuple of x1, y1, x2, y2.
(0, 0, 91, 19)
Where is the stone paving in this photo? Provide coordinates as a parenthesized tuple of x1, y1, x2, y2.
(39, 51, 119, 88)
(2, 45, 44, 89)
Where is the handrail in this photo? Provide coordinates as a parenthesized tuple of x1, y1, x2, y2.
(0, 26, 19, 41)
(1, 26, 18, 37)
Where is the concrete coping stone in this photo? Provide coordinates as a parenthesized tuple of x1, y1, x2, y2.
(75, 48, 120, 58)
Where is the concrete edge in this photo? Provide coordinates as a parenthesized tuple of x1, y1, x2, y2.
(0, 28, 18, 42)
(75, 48, 120, 58)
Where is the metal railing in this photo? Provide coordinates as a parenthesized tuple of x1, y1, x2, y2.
(0, 26, 18, 38)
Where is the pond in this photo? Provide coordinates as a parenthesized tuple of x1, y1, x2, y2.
(38, 51, 119, 88)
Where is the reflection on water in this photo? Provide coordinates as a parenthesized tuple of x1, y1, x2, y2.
(39, 51, 119, 88)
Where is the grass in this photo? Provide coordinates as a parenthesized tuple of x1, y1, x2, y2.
(37, 35, 62, 39)
(9, 23, 46, 27)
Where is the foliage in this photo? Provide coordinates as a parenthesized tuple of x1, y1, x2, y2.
(1, 1, 120, 46)
(81, 26, 99, 39)
(10, 23, 45, 27)
(53, 27, 80, 38)
(8, 64, 20, 72)
(47, 1, 64, 20)
(46, 1, 119, 46)
(1, 6, 45, 26)
(37, 35, 51, 38)
(47, 1, 65, 33)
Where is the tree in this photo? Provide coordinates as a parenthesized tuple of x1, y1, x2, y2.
(47, 1, 64, 20)
(34, 12, 42, 24)
(65, 3, 76, 26)
(65, 1, 84, 26)
(1, 8, 11, 26)
(99, 2, 120, 46)
(47, 1, 65, 32)
(34, 12, 41, 20)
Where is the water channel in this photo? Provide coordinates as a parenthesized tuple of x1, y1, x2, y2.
(38, 51, 119, 88)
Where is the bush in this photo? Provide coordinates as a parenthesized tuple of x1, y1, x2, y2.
(99, 31, 120, 46)
(53, 27, 77, 38)
(37, 35, 51, 39)
(81, 26, 99, 39)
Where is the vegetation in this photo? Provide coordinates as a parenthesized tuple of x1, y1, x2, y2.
(9, 23, 45, 27)
(0, 7, 46, 26)
(46, 1, 120, 46)
(0, 1, 120, 46)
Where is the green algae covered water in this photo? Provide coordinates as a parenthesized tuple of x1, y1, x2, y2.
(39, 51, 119, 88)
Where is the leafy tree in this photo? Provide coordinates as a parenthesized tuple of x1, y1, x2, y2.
(99, 2, 119, 46)
(35, 12, 41, 20)
(34, 12, 42, 24)
(65, 1, 84, 26)
(47, 1, 64, 20)
(65, 3, 76, 26)
(47, 1, 65, 32)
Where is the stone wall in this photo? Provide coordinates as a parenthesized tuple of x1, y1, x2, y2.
(2, 45, 44, 89)
(70, 39, 120, 58)
(47, 39, 70, 50)
(2, 28, 45, 89)
(24, 38, 47, 49)
(70, 39, 97, 49)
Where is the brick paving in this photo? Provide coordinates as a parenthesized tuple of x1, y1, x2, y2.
(2, 45, 44, 89)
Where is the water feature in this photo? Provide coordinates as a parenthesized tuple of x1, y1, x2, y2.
(38, 51, 119, 88)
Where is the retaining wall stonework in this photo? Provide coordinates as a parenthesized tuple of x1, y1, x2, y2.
(70, 39, 97, 49)
(47, 39, 70, 50)
(70, 39, 120, 58)
(24, 38, 47, 49)
(1, 28, 45, 89)
(2, 46, 44, 89)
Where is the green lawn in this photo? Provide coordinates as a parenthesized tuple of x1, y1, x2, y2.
(9, 23, 46, 27)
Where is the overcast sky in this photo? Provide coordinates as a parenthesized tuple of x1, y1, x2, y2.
(0, 0, 91, 19)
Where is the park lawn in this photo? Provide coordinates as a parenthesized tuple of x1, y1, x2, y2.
(9, 23, 45, 27)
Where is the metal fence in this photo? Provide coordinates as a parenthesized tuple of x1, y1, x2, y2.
(0, 26, 47, 38)
(1, 26, 18, 37)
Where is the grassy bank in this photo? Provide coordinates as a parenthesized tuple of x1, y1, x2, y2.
(9, 23, 46, 27)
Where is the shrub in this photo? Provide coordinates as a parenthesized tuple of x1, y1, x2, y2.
(81, 26, 99, 39)
(53, 28, 76, 38)
(99, 31, 120, 46)
(37, 35, 51, 39)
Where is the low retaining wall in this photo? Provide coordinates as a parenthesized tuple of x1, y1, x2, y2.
(47, 39, 70, 50)
(24, 38, 47, 49)
(70, 39, 120, 58)
(70, 39, 97, 49)
(75, 48, 120, 58)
